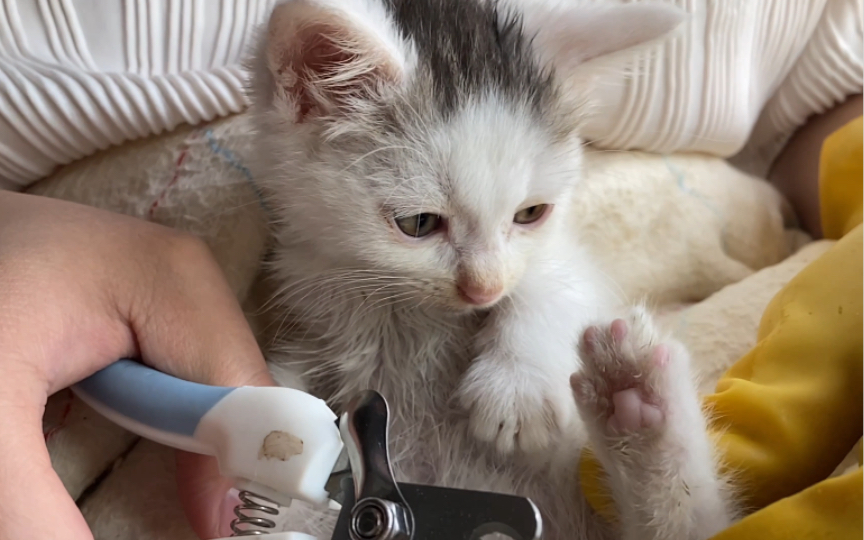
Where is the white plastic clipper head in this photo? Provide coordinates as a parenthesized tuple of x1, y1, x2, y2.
(72, 359, 344, 538)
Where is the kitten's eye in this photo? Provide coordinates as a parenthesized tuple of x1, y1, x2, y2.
(513, 204, 549, 225)
(394, 213, 442, 238)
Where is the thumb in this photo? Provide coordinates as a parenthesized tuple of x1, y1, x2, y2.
(123, 236, 276, 539)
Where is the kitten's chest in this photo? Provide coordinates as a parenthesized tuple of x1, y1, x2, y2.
(289, 307, 480, 407)
(271, 295, 598, 540)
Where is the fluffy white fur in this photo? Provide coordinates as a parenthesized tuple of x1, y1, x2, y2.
(247, 1, 736, 538)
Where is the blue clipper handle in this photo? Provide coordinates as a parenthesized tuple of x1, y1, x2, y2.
(72, 359, 237, 455)
(72, 359, 345, 508)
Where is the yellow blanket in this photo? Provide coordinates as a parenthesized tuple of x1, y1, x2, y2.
(583, 116, 864, 539)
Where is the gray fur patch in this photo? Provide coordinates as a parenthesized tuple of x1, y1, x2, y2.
(382, 0, 555, 118)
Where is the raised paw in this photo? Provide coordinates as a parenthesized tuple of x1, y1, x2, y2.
(571, 310, 686, 439)
(454, 356, 575, 456)
(570, 313, 733, 538)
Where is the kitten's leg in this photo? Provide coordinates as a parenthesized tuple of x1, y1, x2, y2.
(454, 267, 598, 456)
(572, 307, 736, 540)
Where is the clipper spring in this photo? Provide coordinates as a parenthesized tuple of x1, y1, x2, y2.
(230, 491, 282, 536)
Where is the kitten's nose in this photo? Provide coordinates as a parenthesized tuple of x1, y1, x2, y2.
(457, 283, 503, 306)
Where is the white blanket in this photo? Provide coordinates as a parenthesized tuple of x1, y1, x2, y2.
(31, 112, 812, 539)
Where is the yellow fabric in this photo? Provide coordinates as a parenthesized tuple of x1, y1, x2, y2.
(820, 116, 863, 240)
(579, 115, 864, 537)
(706, 225, 862, 508)
(579, 446, 616, 523)
(710, 467, 863, 540)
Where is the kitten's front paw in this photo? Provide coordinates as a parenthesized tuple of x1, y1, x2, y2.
(455, 355, 574, 455)
(571, 308, 686, 440)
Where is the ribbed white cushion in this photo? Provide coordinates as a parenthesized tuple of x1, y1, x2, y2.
(577, 0, 862, 172)
(732, 0, 864, 176)
(1, 0, 861, 190)
(0, 0, 276, 189)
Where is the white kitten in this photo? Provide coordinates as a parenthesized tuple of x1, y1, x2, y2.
(247, 0, 737, 538)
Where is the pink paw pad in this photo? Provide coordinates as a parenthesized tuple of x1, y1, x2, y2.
(652, 343, 670, 368)
(582, 325, 599, 354)
(610, 318, 628, 342)
(606, 344, 669, 433)
(608, 388, 664, 432)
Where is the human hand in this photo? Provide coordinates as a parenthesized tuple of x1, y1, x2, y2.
(0, 191, 275, 539)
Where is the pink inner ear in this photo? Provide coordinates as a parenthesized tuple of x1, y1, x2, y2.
(265, 0, 406, 123)
(268, 18, 399, 123)
(293, 28, 356, 120)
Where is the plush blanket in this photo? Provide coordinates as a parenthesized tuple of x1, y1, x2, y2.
(31, 112, 827, 539)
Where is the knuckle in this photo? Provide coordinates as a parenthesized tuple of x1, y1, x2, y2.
(160, 230, 216, 267)
(128, 230, 216, 309)
(151, 230, 235, 299)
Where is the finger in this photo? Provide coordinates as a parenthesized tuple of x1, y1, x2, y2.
(125, 234, 274, 388)
(175, 452, 240, 539)
(0, 389, 94, 540)
(120, 236, 276, 538)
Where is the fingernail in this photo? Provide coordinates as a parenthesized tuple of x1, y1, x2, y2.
(219, 489, 242, 537)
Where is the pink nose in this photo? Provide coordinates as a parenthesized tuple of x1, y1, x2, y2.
(457, 283, 503, 306)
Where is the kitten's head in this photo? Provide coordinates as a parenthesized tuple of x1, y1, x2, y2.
(251, 0, 683, 311)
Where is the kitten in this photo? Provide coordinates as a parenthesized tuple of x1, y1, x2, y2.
(247, 0, 738, 538)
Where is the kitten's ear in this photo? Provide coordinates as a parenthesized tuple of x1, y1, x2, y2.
(522, 2, 686, 74)
(262, 0, 410, 122)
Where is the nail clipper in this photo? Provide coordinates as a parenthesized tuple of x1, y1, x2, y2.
(72, 359, 543, 540)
